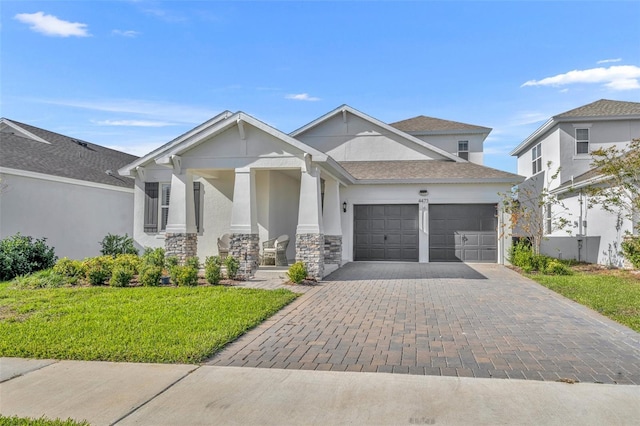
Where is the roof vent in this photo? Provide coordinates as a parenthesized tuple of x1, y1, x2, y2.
(73, 139, 88, 147)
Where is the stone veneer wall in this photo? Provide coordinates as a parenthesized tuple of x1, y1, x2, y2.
(324, 235, 342, 264)
(296, 233, 324, 279)
(165, 233, 198, 264)
(229, 233, 260, 279)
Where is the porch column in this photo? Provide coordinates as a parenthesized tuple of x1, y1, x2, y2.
(165, 170, 197, 263)
(322, 178, 342, 265)
(296, 164, 324, 279)
(229, 168, 259, 278)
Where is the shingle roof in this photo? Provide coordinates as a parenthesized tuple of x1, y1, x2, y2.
(389, 116, 491, 133)
(555, 99, 640, 118)
(0, 119, 138, 189)
(339, 160, 523, 183)
(554, 168, 604, 192)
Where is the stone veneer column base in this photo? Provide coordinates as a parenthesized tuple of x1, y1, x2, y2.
(165, 233, 198, 264)
(324, 235, 342, 265)
(296, 233, 325, 280)
(229, 233, 260, 279)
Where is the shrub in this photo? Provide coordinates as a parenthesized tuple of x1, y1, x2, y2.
(100, 233, 138, 257)
(166, 256, 180, 283)
(165, 256, 179, 269)
(224, 256, 240, 280)
(171, 265, 199, 287)
(621, 236, 640, 269)
(53, 258, 87, 285)
(544, 259, 573, 275)
(138, 264, 163, 287)
(185, 256, 200, 270)
(287, 261, 308, 284)
(83, 256, 114, 286)
(141, 247, 165, 268)
(107, 254, 140, 287)
(205, 256, 223, 285)
(13, 269, 66, 289)
(531, 254, 550, 272)
(0, 233, 57, 281)
(109, 265, 135, 287)
(114, 253, 141, 274)
(510, 240, 534, 271)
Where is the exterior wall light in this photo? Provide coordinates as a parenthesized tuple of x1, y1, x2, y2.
(342, 202, 347, 213)
(419, 189, 428, 196)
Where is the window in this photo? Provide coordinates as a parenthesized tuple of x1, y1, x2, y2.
(160, 183, 171, 231)
(531, 143, 542, 174)
(545, 203, 552, 235)
(458, 140, 469, 160)
(144, 182, 201, 233)
(576, 128, 589, 154)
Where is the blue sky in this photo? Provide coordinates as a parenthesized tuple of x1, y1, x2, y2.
(2, 1, 639, 172)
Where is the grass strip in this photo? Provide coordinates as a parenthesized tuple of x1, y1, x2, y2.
(0, 415, 89, 426)
(527, 270, 640, 332)
(0, 284, 298, 363)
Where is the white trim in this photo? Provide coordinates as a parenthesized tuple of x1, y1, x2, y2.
(0, 167, 134, 193)
(350, 177, 522, 185)
(550, 175, 609, 195)
(0, 119, 51, 144)
(574, 126, 591, 155)
(118, 110, 233, 175)
(290, 104, 464, 162)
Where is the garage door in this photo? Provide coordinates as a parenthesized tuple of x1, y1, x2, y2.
(354, 204, 418, 261)
(429, 204, 497, 262)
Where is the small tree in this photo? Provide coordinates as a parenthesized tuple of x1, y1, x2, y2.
(500, 163, 571, 255)
(586, 138, 640, 267)
(586, 138, 640, 233)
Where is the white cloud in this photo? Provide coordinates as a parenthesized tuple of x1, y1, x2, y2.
(597, 58, 622, 64)
(14, 11, 90, 37)
(37, 98, 219, 124)
(521, 65, 640, 91)
(92, 119, 175, 127)
(112, 29, 140, 37)
(285, 93, 321, 101)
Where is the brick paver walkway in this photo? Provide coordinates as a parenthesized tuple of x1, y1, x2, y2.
(207, 262, 640, 384)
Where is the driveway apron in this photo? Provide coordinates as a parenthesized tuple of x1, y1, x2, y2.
(207, 263, 640, 384)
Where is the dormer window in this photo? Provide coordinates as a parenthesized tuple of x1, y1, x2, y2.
(458, 140, 469, 160)
(576, 128, 590, 154)
(532, 143, 542, 174)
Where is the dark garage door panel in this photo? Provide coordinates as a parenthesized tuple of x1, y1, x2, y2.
(429, 204, 497, 263)
(354, 204, 418, 261)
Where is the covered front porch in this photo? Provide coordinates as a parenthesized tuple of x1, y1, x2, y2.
(164, 163, 343, 279)
(127, 113, 349, 279)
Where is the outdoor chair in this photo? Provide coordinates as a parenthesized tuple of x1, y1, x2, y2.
(262, 234, 289, 266)
(217, 233, 230, 259)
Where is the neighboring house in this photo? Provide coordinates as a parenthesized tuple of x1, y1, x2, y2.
(0, 118, 138, 259)
(119, 105, 522, 279)
(510, 99, 640, 266)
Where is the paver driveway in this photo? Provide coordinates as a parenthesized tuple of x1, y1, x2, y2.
(208, 262, 640, 384)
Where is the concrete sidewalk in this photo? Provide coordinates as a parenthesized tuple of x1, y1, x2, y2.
(1, 358, 639, 425)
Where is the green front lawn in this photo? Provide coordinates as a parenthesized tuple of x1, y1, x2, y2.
(0, 415, 89, 426)
(0, 283, 298, 363)
(527, 269, 640, 332)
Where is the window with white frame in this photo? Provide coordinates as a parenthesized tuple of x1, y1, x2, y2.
(575, 128, 590, 154)
(144, 182, 201, 233)
(160, 183, 171, 231)
(457, 140, 469, 160)
(531, 143, 542, 174)
(545, 203, 552, 235)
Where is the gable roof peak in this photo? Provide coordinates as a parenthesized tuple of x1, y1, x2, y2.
(290, 105, 463, 162)
(390, 115, 491, 133)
